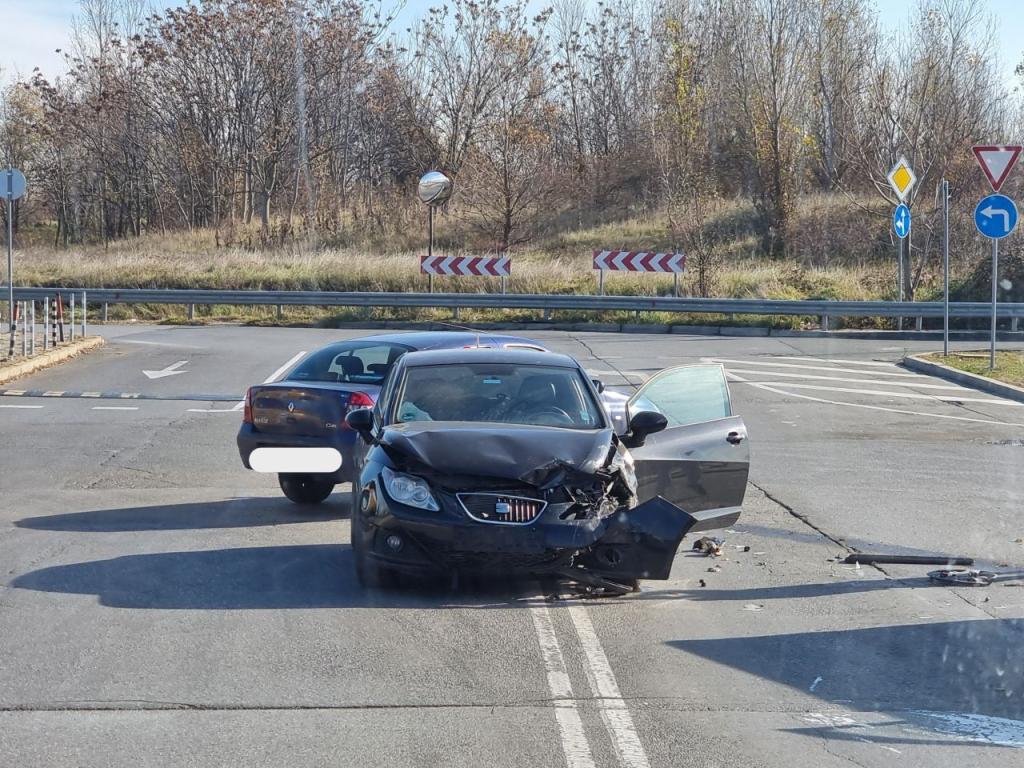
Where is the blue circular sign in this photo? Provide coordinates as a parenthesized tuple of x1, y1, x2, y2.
(974, 194, 1018, 240)
(892, 203, 911, 240)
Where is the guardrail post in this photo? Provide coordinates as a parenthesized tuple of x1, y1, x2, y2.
(1013, 317, 1019, 332)
(102, 302, 108, 322)
(820, 315, 830, 332)
(70, 293, 76, 341)
(276, 304, 283, 321)
(188, 303, 195, 321)
(915, 316, 923, 331)
(452, 306, 461, 320)
(543, 308, 551, 321)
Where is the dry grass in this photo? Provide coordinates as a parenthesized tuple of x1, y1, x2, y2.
(7, 194, 926, 328)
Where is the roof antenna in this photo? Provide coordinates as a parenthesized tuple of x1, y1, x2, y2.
(433, 320, 490, 347)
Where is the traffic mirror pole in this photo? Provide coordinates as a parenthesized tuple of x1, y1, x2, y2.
(6, 172, 13, 350)
(942, 179, 949, 357)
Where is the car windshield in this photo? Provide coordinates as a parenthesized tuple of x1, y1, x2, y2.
(395, 363, 603, 429)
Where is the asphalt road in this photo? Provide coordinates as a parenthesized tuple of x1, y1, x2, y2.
(1, 325, 1023, 767)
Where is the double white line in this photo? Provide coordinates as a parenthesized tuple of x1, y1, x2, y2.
(531, 604, 650, 768)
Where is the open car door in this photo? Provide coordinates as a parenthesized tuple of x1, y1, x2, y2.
(627, 364, 749, 514)
(576, 365, 749, 584)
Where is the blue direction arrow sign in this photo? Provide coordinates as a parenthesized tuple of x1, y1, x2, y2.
(974, 194, 1018, 240)
(892, 203, 911, 239)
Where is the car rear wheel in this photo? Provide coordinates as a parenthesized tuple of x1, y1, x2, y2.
(278, 473, 335, 505)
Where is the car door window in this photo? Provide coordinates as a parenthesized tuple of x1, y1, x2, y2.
(628, 364, 732, 427)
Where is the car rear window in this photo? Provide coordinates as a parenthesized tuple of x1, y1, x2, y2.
(289, 342, 413, 384)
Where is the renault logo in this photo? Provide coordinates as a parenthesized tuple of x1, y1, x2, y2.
(287, 402, 295, 413)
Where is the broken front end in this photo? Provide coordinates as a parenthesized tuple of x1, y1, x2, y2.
(355, 424, 741, 589)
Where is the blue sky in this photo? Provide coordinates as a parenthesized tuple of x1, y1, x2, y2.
(2, 0, 1022, 88)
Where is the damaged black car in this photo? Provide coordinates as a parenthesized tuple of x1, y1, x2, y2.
(345, 347, 749, 593)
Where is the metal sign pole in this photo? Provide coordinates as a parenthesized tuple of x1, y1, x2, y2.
(897, 235, 904, 331)
(942, 179, 950, 356)
(990, 238, 998, 370)
(428, 207, 434, 294)
(6, 184, 13, 347)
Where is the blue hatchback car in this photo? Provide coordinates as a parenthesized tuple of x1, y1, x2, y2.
(237, 332, 549, 504)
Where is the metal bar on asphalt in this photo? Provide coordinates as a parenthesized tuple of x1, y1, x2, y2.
(942, 179, 950, 356)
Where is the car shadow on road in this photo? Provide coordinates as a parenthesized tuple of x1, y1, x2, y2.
(14, 496, 351, 532)
(670, 619, 1024, 747)
(8, 544, 549, 610)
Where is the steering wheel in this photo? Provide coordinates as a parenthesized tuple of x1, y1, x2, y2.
(528, 406, 574, 426)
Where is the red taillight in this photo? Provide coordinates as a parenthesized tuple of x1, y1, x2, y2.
(242, 387, 254, 424)
(340, 392, 374, 429)
(349, 392, 374, 408)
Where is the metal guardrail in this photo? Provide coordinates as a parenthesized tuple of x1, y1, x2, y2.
(6, 286, 1024, 323)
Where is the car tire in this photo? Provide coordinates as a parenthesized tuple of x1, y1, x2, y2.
(278, 473, 334, 505)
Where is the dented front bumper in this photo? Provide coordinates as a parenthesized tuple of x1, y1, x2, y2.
(361, 482, 740, 582)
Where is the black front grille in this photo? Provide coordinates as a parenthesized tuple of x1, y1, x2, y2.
(457, 493, 546, 525)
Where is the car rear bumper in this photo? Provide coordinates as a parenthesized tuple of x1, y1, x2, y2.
(237, 424, 356, 482)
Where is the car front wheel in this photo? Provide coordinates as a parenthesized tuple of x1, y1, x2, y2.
(278, 473, 335, 505)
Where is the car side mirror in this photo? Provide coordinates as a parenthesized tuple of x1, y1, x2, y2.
(345, 407, 374, 436)
(591, 378, 605, 394)
(625, 410, 668, 448)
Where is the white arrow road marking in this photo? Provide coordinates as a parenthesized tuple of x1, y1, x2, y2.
(143, 360, 189, 379)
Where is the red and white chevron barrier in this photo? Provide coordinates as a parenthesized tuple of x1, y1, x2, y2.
(420, 255, 511, 277)
(592, 250, 685, 272)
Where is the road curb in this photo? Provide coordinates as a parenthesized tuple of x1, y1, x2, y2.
(902, 353, 1024, 404)
(0, 336, 106, 386)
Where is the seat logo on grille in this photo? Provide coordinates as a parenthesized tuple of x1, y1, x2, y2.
(495, 501, 511, 515)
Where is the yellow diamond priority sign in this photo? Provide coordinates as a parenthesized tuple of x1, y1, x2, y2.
(887, 156, 916, 202)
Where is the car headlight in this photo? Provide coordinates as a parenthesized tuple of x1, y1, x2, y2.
(381, 466, 440, 511)
(611, 449, 637, 494)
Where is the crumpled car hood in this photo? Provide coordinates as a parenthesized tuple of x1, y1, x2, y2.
(378, 422, 615, 485)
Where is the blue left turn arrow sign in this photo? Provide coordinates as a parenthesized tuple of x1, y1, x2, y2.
(974, 194, 1018, 240)
(892, 203, 910, 240)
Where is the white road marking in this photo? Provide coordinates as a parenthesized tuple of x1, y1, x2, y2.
(0, 404, 43, 409)
(725, 368, 967, 390)
(728, 372, 1024, 427)
(188, 351, 308, 413)
(530, 606, 596, 768)
(773, 356, 902, 368)
(230, 350, 308, 411)
(92, 406, 139, 411)
(568, 605, 651, 768)
(736, 380, 1024, 406)
(706, 358, 920, 377)
(142, 360, 189, 379)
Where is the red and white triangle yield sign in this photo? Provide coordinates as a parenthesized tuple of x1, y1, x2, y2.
(972, 145, 1023, 192)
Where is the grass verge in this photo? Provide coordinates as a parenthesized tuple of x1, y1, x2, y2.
(921, 351, 1024, 388)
